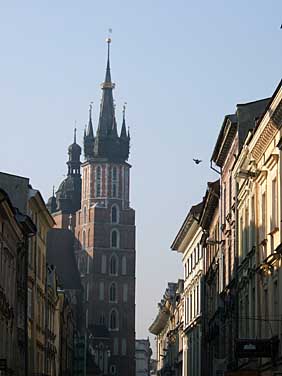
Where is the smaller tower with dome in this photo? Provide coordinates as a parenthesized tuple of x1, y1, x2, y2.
(47, 129, 82, 228)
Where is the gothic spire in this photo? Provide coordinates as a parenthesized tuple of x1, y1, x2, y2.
(120, 103, 128, 138)
(86, 102, 94, 138)
(96, 38, 116, 137)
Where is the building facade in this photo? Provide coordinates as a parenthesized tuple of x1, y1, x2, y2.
(135, 339, 152, 376)
(171, 203, 204, 376)
(149, 281, 183, 376)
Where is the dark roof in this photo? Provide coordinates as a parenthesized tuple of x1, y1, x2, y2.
(46, 228, 81, 290)
(171, 201, 203, 251)
(211, 114, 237, 167)
(211, 98, 270, 168)
(199, 180, 220, 230)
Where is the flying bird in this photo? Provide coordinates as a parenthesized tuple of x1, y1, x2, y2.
(193, 158, 202, 165)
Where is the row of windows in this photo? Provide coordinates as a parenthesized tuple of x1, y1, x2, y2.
(78, 253, 127, 277)
(184, 243, 202, 279)
(238, 177, 278, 261)
(96, 166, 119, 198)
(184, 282, 201, 326)
(101, 254, 127, 275)
(78, 228, 120, 249)
(98, 309, 119, 330)
(80, 204, 120, 226)
(98, 282, 128, 303)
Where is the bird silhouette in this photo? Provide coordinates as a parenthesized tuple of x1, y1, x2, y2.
(193, 158, 202, 165)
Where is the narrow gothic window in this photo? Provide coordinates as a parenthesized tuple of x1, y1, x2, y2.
(101, 255, 107, 274)
(121, 256, 126, 275)
(112, 166, 118, 197)
(83, 206, 87, 223)
(88, 229, 91, 247)
(110, 309, 118, 330)
(82, 231, 86, 249)
(99, 313, 105, 325)
(122, 339, 127, 355)
(111, 205, 118, 223)
(111, 229, 119, 248)
(96, 166, 101, 197)
(99, 282, 104, 301)
(109, 282, 117, 302)
(110, 255, 118, 275)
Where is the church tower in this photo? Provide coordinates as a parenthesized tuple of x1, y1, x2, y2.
(75, 38, 135, 376)
(47, 128, 82, 229)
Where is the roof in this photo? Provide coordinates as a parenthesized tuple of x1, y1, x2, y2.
(46, 228, 82, 290)
(199, 180, 220, 231)
(171, 201, 203, 251)
(211, 98, 270, 168)
(211, 114, 237, 167)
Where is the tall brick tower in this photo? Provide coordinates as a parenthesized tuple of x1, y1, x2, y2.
(75, 38, 136, 376)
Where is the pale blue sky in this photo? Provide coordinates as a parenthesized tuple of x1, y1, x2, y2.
(0, 1, 281, 345)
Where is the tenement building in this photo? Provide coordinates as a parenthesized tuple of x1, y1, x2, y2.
(48, 38, 136, 376)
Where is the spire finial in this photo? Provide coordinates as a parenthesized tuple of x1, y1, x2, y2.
(89, 101, 93, 120)
(123, 102, 127, 121)
(74, 121, 77, 143)
(52, 185, 55, 197)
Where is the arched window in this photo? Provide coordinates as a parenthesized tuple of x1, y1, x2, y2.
(82, 231, 86, 249)
(110, 255, 118, 275)
(121, 256, 126, 275)
(111, 229, 119, 248)
(83, 206, 87, 224)
(99, 313, 105, 325)
(77, 232, 80, 248)
(109, 309, 118, 330)
(88, 229, 91, 247)
(112, 166, 118, 197)
(109, 283, 117, 302)
(111, 205, 119, 224)
(96, 166, 102, 197)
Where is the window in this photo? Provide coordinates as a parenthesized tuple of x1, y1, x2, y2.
(272, 178, 278, 229)
(99, 313, 105, 325)
(122, 339, 127, 355)
(121, 256, 126, 275)
(82, 231, 86, 249)
(110, 365, 116, 375)
(261, 192, 267, 240)
(109, 283, 117, 302)
(250, 196, 255, 248)
(88, 229, 91, 247)
(111, 205, 119, 224)
(110, 309, 118, 330)
(113, 338, 119, 355)
(96, 166, 102, 197)
(99, 282, 104, 301)
(110, 255, 118, 275)
(101, 255, 107, 274)
(112, 166, 118, 197)
(86, 283, 89, 301)
(123, 284, 128, 302)
(111, 229, 119, 248)
(83, 206, 87, 224)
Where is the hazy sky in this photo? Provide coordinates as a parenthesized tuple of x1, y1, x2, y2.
(0, 1, 281, 348)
